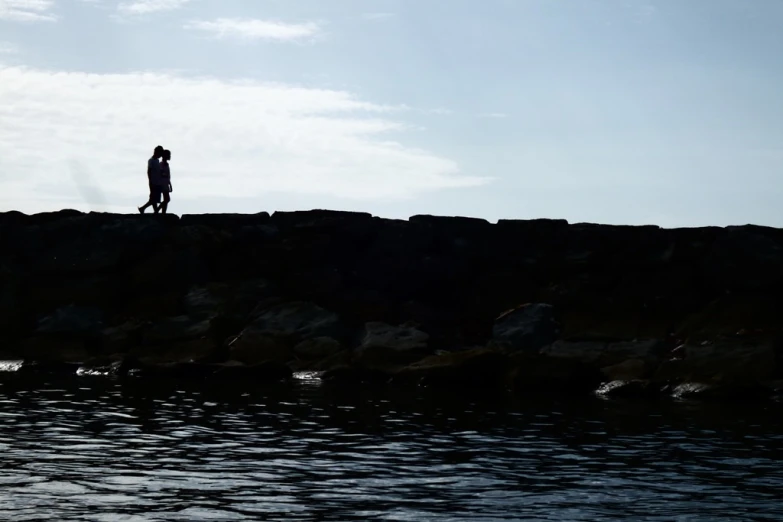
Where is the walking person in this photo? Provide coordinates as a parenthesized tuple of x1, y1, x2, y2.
(138, 145, 164, 214)
(159, 149, 173, 214)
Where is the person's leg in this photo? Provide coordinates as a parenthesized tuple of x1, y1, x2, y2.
(138, 185, 155, 213)
(151, 187, 162, 213)
(161, 192, 170, 214)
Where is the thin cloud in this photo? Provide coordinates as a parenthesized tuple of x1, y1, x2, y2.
(0, 66, 486, 213)
(184, 18, 322, 42)
(0, 42, 19, 54)
(0, 0, 56, 22)
(362, 12, 395, 20)
(479, 112, 508, 119)
(117, 0, 191, 15)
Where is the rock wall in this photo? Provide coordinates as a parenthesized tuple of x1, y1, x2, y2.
(1, 209, 782, 399)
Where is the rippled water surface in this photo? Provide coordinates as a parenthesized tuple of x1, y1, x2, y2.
(1, 374, 783, 521)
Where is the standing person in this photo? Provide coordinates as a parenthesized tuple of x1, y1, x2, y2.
(159, 149, 173, 215)
(138, 145, 164, 214)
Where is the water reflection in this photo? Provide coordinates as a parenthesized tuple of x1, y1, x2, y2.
(1, 375, 782, 521)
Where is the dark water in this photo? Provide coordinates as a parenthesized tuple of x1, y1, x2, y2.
(1, 372, 782, 521)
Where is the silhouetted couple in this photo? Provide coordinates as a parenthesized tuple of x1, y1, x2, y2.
(138, 145, 173, 214)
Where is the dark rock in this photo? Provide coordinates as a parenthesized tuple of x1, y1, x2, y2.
(32, 240, 125, 275)
(183, 286, 222, 319)
(251, 301, 341, 340)
(226, 301, 341, 365)
(179, 212, 270, 228)
(14, 337, 89, 362)
(291, 349, 351, 372)
(511, 354, 604, 395)
(492, 303, 559, 353)
(654, 337, 779, 385)
(77, 359, 128, 377)
(142, 316, 211, 344)
(601, 358, 651, 380)
(25, 275, 121, 314)
(596, 380, 661, 399)
(18, 360, 82, 377)
(36, 305, 104, 336)
(293, 337, 344, 359)
(0, 273, 20, 335)
(669, 382, 773, 401)
(356, 322, 430, 364)
(541, 339, 664, 369)
(271, 209, 372, 229)
(4, 210, 783, 399)
(99, 320, 146, 353)
(392, 347, 510, 389)
(96, 215, 169, 244)
(228, 330, 291, 364)
(122, 291, 182, 319)
(676, 295, 783, 341)
(130, 361, 218, 380)
(211, 360, 292, 382)
(702, 225, 783, 292)
(130, 338, 220, 364)
(321, 365, 393, 386)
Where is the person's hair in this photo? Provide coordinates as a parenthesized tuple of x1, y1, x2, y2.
(162, 150, 171, 160)
(154, 145, 164, 155)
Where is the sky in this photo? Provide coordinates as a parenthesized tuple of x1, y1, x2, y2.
(1, 0, 782, 226)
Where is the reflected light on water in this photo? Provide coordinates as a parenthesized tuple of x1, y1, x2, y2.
(0, 375, 782, 521)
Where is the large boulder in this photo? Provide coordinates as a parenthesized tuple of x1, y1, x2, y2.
(122, 291, 182, 319)
(510, 353, 604, 395)
(96, 215, 169, 244)
(25, 275, 120, 313)
(702, 226, 783, 292)
(16, 337, 89, 362)
(492, 303, 559, 353)
(595, 380, 661, 399)
(668, 382, 773, 401)
(0, 275, 20, 335)
(99, 320, 146, 354)
(183, 286, 221, 319)
(540, 339, 664, 371)
(655, 337, 779, 385)
(36, 305, 104, 337)
(142, 316, 211, 344)
(183, 279, 276, 320)
(293, 337, 344, 360)
(226, 302, 341, 365)
(676, 295, 782, 341)
(251, 301, 341, 340)
(179, 212, 270, 229)
(131, 338, 220, 364)
(228, 330, 292, 365)
(33, 239, 126, 275)
(392, 347, 510, 389)
(600, 358, 650, 380)
(210, 360, 292, 382)
(129, 248, 178, 287)
(355, 322, 430, 366)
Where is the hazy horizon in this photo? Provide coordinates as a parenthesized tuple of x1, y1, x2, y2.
(1, 0, 782, 227)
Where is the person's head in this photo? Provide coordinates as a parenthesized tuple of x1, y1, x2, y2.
(162, 150, 171, 161)
(153, 145, 164, 158)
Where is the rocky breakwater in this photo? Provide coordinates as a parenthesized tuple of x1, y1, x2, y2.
(1, 209, 782, 400)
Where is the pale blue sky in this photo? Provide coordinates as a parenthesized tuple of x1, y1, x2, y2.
(1, 0, 781, 226)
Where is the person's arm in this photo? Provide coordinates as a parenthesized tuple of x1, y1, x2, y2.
(148, 159, 158, 179)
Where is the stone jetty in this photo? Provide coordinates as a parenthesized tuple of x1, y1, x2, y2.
(1, 209, 781, 400)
